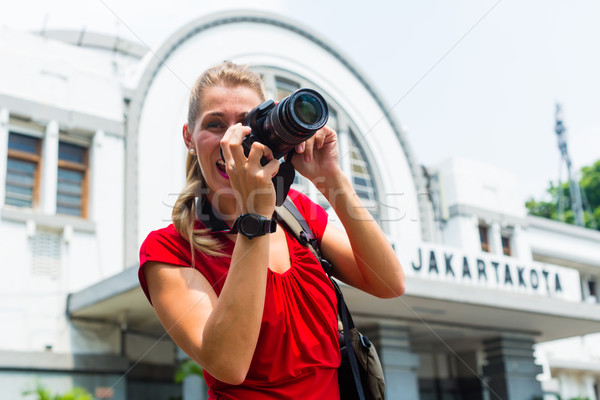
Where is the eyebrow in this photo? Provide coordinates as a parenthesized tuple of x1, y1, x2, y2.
(204, 111, 249, 118)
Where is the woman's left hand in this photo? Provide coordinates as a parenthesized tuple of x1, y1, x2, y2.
(291, 126, 341, 182)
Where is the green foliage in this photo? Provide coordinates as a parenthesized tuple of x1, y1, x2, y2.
(22, 382, 93, 400)
(526, 159, 600, 230)
(174, 359, 203, 384)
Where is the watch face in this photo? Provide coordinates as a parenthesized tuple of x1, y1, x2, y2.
(239, 214, 262, 237)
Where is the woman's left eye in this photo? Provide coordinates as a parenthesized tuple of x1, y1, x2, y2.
(205, 122, 223, 130)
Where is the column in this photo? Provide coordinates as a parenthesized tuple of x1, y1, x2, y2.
(454, 351, 485, 400)
(41, 120, 59, 214)
(0, 108, 9, 207)
(89, 129, 104, 220)
(482, 336, 543, 400)
(488, 222, 503, 255)
(177, 349, 208, 400)
(360, 323, 420, 400)
(511, 225, 533, 262)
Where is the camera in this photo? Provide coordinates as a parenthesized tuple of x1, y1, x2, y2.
(242, 88, 329, 161)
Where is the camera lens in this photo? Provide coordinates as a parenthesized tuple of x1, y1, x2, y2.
(293, 94, 320, 125)
(245, 88, 329, 160)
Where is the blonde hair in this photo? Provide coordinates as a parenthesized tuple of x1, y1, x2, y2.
(171, 61, 267, 257)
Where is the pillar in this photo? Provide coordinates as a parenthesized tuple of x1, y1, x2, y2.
(41, 120, 59, 214)
(360, 323, 420, 400)
(482, 336, 543, 400)
(0, 108, 9, 207)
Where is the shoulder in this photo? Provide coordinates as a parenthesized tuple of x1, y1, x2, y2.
(287, 189, 325, 220)
(287, 188, 329, 242)
(140, 224, 193, 268)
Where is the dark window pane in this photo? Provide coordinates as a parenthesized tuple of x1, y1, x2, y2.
(6, 197, 32, 208)
(58, 168, 84, 182)
(353, 176, 368, 187)
(5, 158, 35, 207)
(8, 132, 39, 154)
(57, 193, 81, 206)
(479, 225, 490, 252)
(59, 142, 85, 163)
(56, 167, 84, 216)
(275, 77, 300, 101)
(502, 236, 511, 256)
(57, 205, 81, 216)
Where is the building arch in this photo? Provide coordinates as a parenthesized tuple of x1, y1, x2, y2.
(126, 10, 432, 264)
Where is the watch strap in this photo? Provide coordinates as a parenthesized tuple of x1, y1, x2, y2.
(230, 213, 277, 238)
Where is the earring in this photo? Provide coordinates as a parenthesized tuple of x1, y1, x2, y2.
(189, 148, 195, 154)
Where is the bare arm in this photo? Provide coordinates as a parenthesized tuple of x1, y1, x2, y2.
(318, 172, 405, 298)
(144, 124, 281, 384)
(293, 126, 405, 298)
(144, 233, 270, 384)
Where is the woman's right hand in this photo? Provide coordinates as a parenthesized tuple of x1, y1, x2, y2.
(220, 123, 280, 217)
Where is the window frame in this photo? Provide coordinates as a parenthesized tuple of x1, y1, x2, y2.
(56, 140, 90, 218)
(253, 67, 383, 224)
(479, 224, 490, 253)
(5, 131, 42, 210)
(501, 235, 512, 256)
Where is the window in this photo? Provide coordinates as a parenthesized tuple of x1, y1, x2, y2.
(275, 77, 300, 101)
(501, 235, 511, 256)
(5, 132, 41, 208)
(479, 224, 490, 252)
(256, 69, 382, 224)
(348, 130, 379, 221)
(57, 141, 88, 217)
(589, 277, 597, 301)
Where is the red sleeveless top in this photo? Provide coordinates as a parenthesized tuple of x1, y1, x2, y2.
(139, 190, 340, 399)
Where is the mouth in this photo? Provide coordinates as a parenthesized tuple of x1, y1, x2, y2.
(216, 159, 229, 179)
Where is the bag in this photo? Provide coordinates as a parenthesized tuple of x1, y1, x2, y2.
(275, 199, 386, 400)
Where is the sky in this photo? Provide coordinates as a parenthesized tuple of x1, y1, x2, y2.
(2, 0, 599, 205)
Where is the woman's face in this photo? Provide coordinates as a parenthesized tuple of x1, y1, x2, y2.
(185, 85, 263, 197)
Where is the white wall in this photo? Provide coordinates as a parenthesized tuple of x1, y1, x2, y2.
(135, 19, 423, 254)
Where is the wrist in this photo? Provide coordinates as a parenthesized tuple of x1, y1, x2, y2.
(312, 169, 350, 198)
(231, 213, 277, 239)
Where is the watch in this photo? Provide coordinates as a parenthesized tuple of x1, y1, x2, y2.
(231, 213, 277, 239)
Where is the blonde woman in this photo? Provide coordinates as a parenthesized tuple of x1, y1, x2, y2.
(138, 61, 405, 399)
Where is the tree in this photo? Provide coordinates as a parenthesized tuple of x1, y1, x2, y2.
(22, 381, 93, 400)
(526, 158, 600, 230)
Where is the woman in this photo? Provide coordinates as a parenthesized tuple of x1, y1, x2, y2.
(139, 61, 405, 399)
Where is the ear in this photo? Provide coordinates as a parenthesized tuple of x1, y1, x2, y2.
(183, 123, 192, 150)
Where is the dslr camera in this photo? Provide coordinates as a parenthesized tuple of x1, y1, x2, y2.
(242, 88, 329, 161)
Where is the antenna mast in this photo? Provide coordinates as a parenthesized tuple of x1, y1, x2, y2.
(555, 103, 585, 227)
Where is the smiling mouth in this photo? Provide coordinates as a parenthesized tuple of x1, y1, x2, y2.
(216, 160, 229, 178)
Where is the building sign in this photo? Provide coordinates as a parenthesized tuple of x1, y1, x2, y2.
(404, 243, 582, 302)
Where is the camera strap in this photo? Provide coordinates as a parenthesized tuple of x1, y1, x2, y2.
(272, 160, 295, 206)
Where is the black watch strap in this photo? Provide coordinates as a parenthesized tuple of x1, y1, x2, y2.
(230, 213, 277, 239)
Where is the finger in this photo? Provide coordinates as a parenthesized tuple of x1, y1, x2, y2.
(295, 142, 305, 154)
(247, 142, 273, 166)
(303, 137, 314, 162)
(263, 157, 281, 179)
(315, 128, 327, 150)
(223, 124, 252, 162)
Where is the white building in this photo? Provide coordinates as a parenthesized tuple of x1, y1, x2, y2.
(1, 10, 598, 400)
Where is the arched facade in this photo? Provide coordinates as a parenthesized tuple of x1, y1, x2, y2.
(125, 11, 432, 267)
(2, 10, 599, 400)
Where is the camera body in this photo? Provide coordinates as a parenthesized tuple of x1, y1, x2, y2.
(242, 88, 329, 161)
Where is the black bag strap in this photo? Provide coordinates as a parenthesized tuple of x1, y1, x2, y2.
(274, 198, 366, 400)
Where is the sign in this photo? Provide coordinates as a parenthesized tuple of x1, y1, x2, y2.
(95, 387, 114, 399)
(404, 243, 582, 302)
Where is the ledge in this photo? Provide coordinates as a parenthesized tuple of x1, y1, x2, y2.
(0, 350, 128, 373)
(1, 207, 96, 233)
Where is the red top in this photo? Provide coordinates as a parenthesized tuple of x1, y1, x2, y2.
(139, 189, 340, 399)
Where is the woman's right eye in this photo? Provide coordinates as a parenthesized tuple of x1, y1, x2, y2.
(205, 122, 223, 130)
